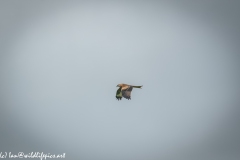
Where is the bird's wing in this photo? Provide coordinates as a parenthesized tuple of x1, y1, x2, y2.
(116, 87, 122, 100)
(121, 85, 133, 100)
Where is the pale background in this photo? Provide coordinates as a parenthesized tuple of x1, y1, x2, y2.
(0, 0, 240, 160)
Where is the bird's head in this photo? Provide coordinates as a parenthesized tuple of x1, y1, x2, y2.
(116, 84, 121, 87)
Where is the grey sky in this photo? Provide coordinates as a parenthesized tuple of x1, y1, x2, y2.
(1, 1, 240, 160)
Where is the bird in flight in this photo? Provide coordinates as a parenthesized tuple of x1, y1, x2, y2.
(116, 83, 142, 100)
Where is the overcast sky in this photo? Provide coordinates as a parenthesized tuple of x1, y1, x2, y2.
(0, 1, 240, 160)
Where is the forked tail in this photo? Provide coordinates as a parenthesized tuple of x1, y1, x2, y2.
(133, 85, 143, 89)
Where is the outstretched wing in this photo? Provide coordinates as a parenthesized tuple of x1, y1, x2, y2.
(116, 87, 122, 100)
(121, 85, 133, 100)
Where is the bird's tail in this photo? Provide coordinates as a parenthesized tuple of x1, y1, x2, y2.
(133, 85, 143, 89)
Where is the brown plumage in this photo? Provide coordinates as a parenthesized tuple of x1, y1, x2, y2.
(116, 83, 142, 100)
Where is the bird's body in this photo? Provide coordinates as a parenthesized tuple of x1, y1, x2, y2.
(116, 83, 142, 100)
